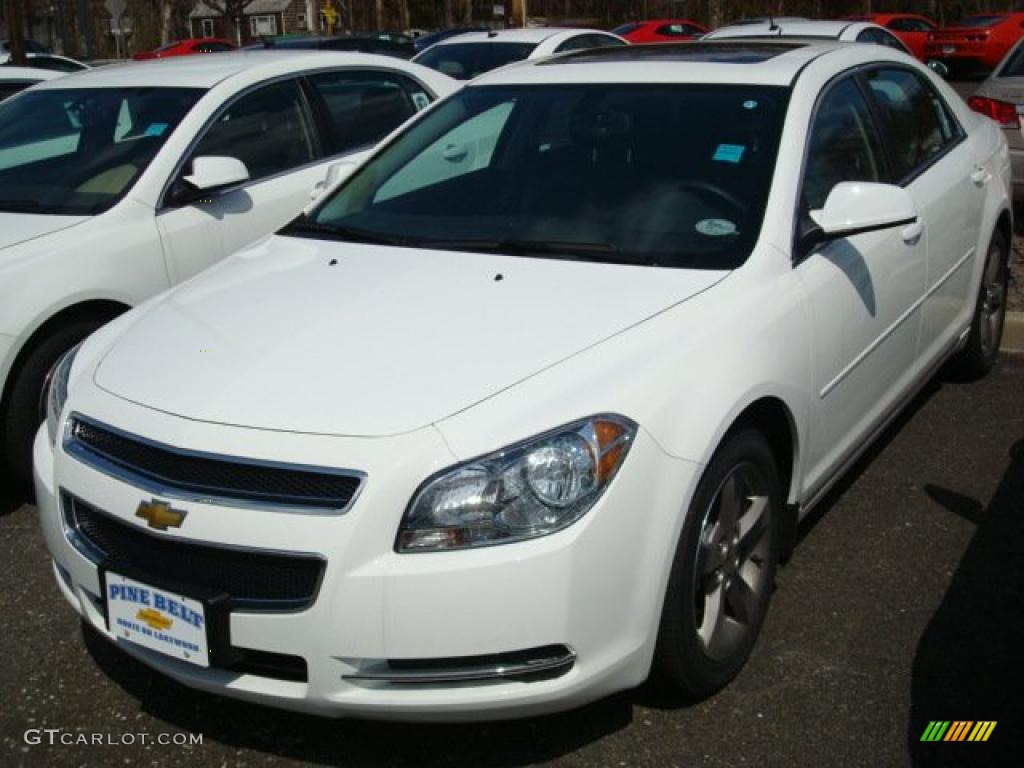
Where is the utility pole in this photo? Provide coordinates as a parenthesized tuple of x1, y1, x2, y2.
(3, 0, 27, 64)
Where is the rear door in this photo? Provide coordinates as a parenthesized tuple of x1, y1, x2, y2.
(861, 66, 980, 361)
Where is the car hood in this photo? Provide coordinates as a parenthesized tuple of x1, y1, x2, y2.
(94, 235, 727, 437)
(0, 212, 89, 252)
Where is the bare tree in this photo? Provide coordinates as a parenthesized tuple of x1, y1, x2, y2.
(3, 0, 26, 64)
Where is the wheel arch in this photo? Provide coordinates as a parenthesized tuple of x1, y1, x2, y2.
(0, 298, 130, 416)
(713, 395, 802, 562)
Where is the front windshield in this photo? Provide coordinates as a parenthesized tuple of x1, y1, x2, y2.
(0, 87, 202, 215)
(301, 84, 788, 269)
(415, 43, 539, 80)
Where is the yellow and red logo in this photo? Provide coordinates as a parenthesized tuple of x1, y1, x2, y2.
(920, 721, 997, 742)
(136, 608, 173, 631)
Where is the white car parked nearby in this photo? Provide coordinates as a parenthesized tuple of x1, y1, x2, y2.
(412, 27, 627, 80)
(0, 65, 62, 101)
(36, 41, 1011, 721)
(705, 18, 913, 55)
(0, 51, 456, 487)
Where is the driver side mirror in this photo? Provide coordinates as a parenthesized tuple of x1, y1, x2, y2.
(184, 155, 250, 192)
(800, 182, 919, 255)
(169, 155, 249, 205)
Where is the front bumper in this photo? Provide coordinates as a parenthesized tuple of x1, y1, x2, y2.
(34, 408, 698, 721)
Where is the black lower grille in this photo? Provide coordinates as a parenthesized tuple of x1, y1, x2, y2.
(67, 416, 363, 511)
(64, 494, 324, 611)
(228, 649, 308, 682)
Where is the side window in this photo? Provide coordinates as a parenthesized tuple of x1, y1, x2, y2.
(864, 68, 960, 180)
(307, 70, 421, 155)
(555, 35, 598, 53)
(189, 79, 317, 182)
(802, 77, 886, 211)
(655, 24, 689, 37)
(587, 34, 627, 49)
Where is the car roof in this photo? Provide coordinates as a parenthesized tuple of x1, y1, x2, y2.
(469, 40, 885, 87)
(0, 65, 63, 81)
(707, 19, 866, 40)
(431, 27, 597, 46)
(26, 49, 444, 90)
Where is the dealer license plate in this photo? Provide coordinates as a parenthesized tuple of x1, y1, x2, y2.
(105, 572, 210, 667)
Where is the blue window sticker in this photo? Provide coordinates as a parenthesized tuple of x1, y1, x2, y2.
(713, 144, 745, 164)
(144, 123, 168, 137)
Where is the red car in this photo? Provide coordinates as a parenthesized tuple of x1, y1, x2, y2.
(924, 13, 1024, 72)
(133, 38, 235, 61)
(611, 19, 708, 43)
(845, 13, 937, 59)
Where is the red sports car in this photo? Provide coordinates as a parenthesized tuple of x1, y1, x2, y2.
(924, 13, 1024, 72)
(133, 38, 235, 61)
(846, 13, 937, 59)
(611, 19, 708, 43)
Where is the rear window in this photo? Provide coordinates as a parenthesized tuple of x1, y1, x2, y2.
(1001, 43, 1024, 76)
(414, 42, 538, 80)
(957, 16, 1006, 28)
(611, 23, 643, 35)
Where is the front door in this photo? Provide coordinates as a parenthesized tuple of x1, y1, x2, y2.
(794, 74, 928, 491)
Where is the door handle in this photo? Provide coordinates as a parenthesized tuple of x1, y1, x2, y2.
(970, 166, 991, 186)
(901, 220, 924, 244)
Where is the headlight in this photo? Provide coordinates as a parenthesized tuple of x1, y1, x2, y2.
(45, 343, 81, 446)
(397, 415, 636, 552)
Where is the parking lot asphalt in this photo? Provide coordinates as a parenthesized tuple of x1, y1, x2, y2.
(1, 353, 1020, 768)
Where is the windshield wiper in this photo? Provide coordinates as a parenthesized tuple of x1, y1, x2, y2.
(279, 218, 407, 246)
(418, 237, 649, 265)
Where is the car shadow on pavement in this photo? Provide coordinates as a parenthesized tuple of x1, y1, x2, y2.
(906, 438, 1023, 766)
(82, 622, 634, 767)
(0, 483, 26, 517)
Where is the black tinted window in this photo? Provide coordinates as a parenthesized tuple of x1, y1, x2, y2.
(29, 56, 84, 72)
(190, 79, 317, 181)
(856, 28, 909, 53)
(414, 42, 538, 80)
(803, 78, 885, 210)
(864, 68, 959, 180)
(888, 18, 933, 32)
(308, 70, 422, 154)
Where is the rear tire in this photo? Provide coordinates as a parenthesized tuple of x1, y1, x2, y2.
(952, 230, 1009, 379)
(654, 429, 781, 698)
(2, 321, 103, 495)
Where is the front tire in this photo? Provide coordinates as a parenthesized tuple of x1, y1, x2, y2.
(953, 230, 1009, 379)
(2, 321, 103, 494)
(654, 429, 781, 698)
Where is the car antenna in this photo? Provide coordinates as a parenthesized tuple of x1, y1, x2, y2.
(769, 15, 780, 33)
(488, 30, 498, 38)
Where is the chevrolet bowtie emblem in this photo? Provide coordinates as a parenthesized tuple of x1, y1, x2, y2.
(135, 499, 187, 531)
(136, 607, 173, 631)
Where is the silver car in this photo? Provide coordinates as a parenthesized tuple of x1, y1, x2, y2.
(970, 38, 1024, 195)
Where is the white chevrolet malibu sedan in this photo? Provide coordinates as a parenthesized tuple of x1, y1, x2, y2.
(0, 51, 456, 487)
(36, 41, 1011, 720)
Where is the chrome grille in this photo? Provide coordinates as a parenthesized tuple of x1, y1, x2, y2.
(65, 415, 364, 513)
